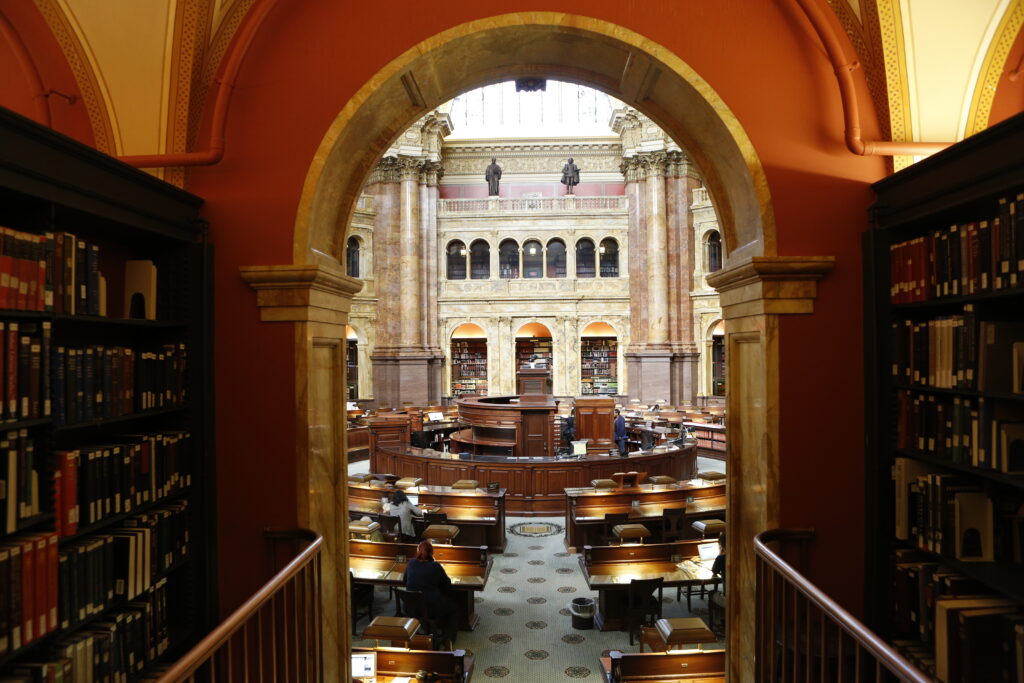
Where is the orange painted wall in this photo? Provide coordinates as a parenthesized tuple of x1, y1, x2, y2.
(988, 26, 1024, 129)
(177, 0, 886, 615)
(0, 1, 94, 146)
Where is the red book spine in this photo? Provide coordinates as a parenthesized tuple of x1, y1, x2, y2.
(36, 234, 46, 312)
(0, 227, 10, 309)
(20, 536, 34, 644)
(46, 532, 57, 633)
(6, 322, 17, 419)
(16, 233, 29, 310)
(63, 451, 78, 536)
(33, 535, 46, 638)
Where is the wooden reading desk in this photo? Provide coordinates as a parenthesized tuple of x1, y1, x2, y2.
(348, 481, 508, 552)
(352, 647, 473, 683)
(579, 540, 719, 631)
(599, 650, 725, 682)
(349, 539, 491, 630)
(564, 480, 726, 551)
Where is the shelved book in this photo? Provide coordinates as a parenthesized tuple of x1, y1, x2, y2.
(888, 192, 1024, 304)
(452, 340, 488, 397)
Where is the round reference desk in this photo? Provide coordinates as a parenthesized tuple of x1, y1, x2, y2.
(371, 444, 697, 516)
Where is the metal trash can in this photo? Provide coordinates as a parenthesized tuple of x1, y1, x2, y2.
(569, 597, 595, 630)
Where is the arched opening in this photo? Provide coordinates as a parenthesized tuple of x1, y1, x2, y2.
(515, 321, 553, 374)
(710, 320, 725, 397)
(546, 238, 567, 278)
(580, 321, 618, 395)
(451, 322, 488, 397)
(469, 239, 490, 279)
(446, 240, 467, 279)
(499, 238, 519, 279)
(346, 236, 360, 278)
(522, 239, 543, 278)
(599, 238, 619, 277)
(706, 230, 722, 273)
(346, 324, 359, 401)
(289, 13, 780, 678)
(576, 237, 596, 278)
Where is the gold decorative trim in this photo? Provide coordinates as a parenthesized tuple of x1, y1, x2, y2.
(966, 0, 1024, 136)
(165, 0, 212, 187)
(32, 0, 116, 153)
(706, 256, 835, 318)
(871, 0, 913, 171)
(190, 0, 254, 147)
(241, 264, 364, 324)
(829, 0, 892, 142)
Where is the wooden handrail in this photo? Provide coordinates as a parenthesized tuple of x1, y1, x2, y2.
(155, 528, 323, 682)
(754, 528, 931, 682)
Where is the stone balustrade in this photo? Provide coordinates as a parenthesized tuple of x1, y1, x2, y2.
(438, 195, 627, 214)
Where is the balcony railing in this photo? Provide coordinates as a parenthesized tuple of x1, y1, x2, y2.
(439, 195, 627, 214)
(755, 528, 930, 683)
(156, 529, 323, 683)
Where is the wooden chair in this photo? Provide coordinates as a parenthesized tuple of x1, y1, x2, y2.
(660, 506, 689, 543)
(395, 588, 447, 650)
(625, 577, 664, 646)
(350, 570, 375, 635)
(601, 512, 629, 546)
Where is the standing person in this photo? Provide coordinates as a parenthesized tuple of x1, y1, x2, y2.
(614, 408, 628, 455)
(387, 490, 423, 543)
(562, 410, 576, 446)
(485, 157, 502, 196)
(405, 540, 459, 649)
(561, 157, 580, 194)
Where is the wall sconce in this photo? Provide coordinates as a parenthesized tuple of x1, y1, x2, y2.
(598, 245, 606, 254)
(528, 245, 537, 255)
(459, 248, 467, 256)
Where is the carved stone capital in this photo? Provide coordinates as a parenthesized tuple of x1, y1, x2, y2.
(705, 256, 835, 319)
(367, 156, 401, 185)
(420, 160, 444, 186)
(619, 157, 643, 182)
(397, 156, 425, 182)
(637, 151, 668, 178)
(240, 263, 364, 325)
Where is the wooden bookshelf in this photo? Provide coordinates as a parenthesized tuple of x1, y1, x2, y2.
(580, 337, 617, 395)
(864, 110, 1024, 682)
(451, 339, 488, 397)
(515, 337, 552, 370)
(0, 108, 212, 676)
(346, 339, 358, 400)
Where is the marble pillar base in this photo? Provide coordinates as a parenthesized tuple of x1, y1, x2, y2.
(371, 352, 435, 407)
(670, 351, 700, 406)
(624, 350, 674, 404)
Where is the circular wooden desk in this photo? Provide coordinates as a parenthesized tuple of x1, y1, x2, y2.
(371, 444, 697, 516)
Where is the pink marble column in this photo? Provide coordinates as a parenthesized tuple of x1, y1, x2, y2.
(644, 152, 669, 349)
(398, 157, 423, 349)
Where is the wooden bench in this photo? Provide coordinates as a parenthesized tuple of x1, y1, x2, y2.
(579, 540, 718, 631)
(352, 647, 473, 683)
(600, 649, 725, 682)
(349, 539, 491, 630)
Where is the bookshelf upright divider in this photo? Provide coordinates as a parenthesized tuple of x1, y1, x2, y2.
(865, 110, 1024, 681)
(0, 108, 213, 677)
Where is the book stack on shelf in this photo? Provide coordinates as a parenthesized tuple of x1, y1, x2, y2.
(866, 112, 1024, 683)
(515, 337, 552, 369)
(451, 339, 487, 397)
(0, 108, 211, 679)
(346, 339, 358, 401)
(580, 337, 617, 395)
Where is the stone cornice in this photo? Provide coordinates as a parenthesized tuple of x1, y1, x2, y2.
(241, 264, 364, 325)
(705, 256, 835, 318)
(442, 139, 621, 157)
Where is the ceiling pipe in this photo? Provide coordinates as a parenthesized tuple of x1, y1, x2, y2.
(0, 10, 51, 126)
(793, 0, 952, 156)
(119, 0, 278, 168)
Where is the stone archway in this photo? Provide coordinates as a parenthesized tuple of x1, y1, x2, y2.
(243, 12, 834, 681)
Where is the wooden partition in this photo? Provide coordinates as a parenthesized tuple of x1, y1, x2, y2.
(564, 481, 725, 550)
(601, 650, 726, 682)
(348, 482, 507, 552)
(574, 396, 616, 453)
(348, 539, 491, 629)
(580, 540, 717, 631)
(367, 414, 412, 461)
(352, 647, 473, 683)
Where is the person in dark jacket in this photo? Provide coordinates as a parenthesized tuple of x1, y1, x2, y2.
(404, 540, 458, 648)
(614, 408, 628, 455)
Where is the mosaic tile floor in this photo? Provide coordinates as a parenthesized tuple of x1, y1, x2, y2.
(352, 513, 725, 681)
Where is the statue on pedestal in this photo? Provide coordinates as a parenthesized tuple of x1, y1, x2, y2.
(561, 157, 580, 194)
(485, 158, 502, 196)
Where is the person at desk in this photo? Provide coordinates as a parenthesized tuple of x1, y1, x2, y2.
(385, 490, 423, 543)
(614, 408, 628, 455)
(405, 540, 459, 649)
(562, 410, 576, 445)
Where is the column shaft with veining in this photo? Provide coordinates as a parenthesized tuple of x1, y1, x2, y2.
(644, 151, 669, 348)
(398, 157, 423, 349)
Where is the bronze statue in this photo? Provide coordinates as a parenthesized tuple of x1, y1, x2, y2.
(485, 158, 502, 196)
(561, 157, 580, 194)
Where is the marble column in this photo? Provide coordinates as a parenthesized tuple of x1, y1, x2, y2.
(421, 162, 444, 402)
(398, 157, 423, 349)
(666, 152, 701, 405)
(705, 256, 835, 683)
(644, 151, 670, 349)
(240, 263, 364, 683)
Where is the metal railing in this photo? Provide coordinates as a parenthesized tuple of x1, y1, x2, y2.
(438, 195, 627, 214)
(156, 529, 323, 683)
(755, 529, 931, 683)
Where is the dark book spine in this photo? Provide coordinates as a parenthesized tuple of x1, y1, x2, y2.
(28, 338, 40, 420)
(87, 243, 100, 316)
(6, 322, 18, 420)
(83, 347, 95, 420)
(0, 547, 9, 656)
(66, 348, 78, 424)
(18, 333, 29, 420)
(53, 345, 65, 426)
(40, 321, 50, 417)
(75, 239, 87, 315)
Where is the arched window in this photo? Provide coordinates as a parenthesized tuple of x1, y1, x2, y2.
(470, 240, 490, 279)
(346, 236, 360, 278)
(446, 240, 467, 280)
(522, 240, 543, 279)
(576, 238, 596, 278)
(499, 239, 519, 279)
(711, 335, 726, 396)
(546, 238, 566, 278)
(707, 230, 722, 273)
(599, 238, 619, 277)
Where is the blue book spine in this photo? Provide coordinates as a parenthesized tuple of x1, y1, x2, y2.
(52, 346, 65, 427)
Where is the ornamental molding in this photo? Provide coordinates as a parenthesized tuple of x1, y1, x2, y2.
(705, 256, 835, 318)
(240, 263, 364, 324)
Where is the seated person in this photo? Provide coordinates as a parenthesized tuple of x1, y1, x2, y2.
(385, 490, 423, 543)
(562, 411, 576, 444)
(405, 540, 459, 648)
